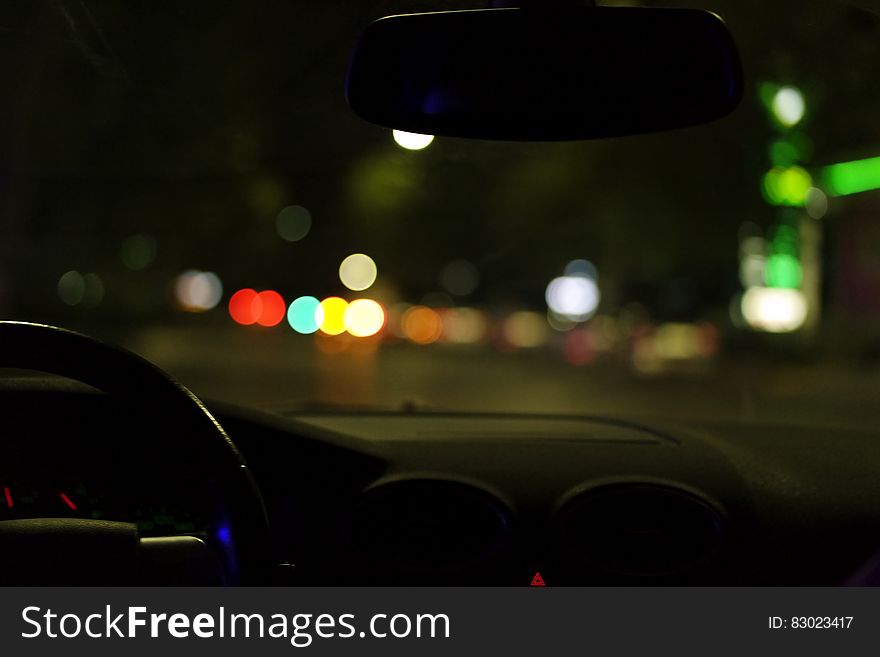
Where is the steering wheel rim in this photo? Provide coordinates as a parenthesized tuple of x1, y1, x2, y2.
(0, 321, 271, 584)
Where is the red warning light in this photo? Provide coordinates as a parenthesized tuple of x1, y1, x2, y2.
(59, 492, 78, 511)
(530, 572, 546, 587)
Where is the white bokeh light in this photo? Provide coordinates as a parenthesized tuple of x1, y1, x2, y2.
(174, 270, 223, 312)
(339, 253, 378, 292)
(545, 276, 600, 321)
(741, 287, 807, 333)
(772, 86, 805, 127)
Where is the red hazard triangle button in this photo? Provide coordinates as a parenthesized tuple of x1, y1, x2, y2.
(530, 572, 546, 586)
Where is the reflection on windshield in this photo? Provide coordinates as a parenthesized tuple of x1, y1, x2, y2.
(0, 0, 879, 429)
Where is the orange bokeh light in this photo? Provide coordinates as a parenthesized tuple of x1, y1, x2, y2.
(402, 306, 443, 344)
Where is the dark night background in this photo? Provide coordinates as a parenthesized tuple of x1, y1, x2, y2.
(0, 0, 878, 426)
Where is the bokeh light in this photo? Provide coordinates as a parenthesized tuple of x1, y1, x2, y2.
(174, 270, 223, 312)
(58, 270, 85, 306)
(696, 322, 721, 358)
(287, 296, 321, 334)
(804, 187, 828, 219)
(275, 205, 312, 242)
(590, 315, 622, 351)
(729, 293, 746, 329)
(503, 311, 549, 348)
(771, 224, 799, 253)
(765, 253, 802, 289)
(564, 259, 598, 279)
(120, 234, 157, 271)
(256, 290, 286, 327)
(632, 336, 661, 374)
(564, 329, 596, 366)
(339, 253, 378, 292)
(762, 166, 812, 206)
(81, 274, 104, 308)
(739, 235, 766, 258)
(439, 260, 480, 297)
(318, 297, 348, 335)
(547, 310, 577, 332)
(741, 287, 807, 333)
(769, 139, 800, 167)
(402, 306, 443, 344)
(653, 323, 702, 360)
(545, 276, 600, 321)
(392, 130, 434, 151)
(441, 308, 487, 344)
(771, 86, 805, 127)
(343, 299, 386, 337)
(739, 254, 766, 288)
(229, 288, 261, 325)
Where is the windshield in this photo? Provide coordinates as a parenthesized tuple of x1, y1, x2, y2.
(2, 0, 879, 429)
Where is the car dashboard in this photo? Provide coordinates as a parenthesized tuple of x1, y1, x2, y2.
(218, 402, 880, 586)
(2, 376, 880, 586)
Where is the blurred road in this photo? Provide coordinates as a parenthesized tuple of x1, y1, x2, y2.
(120, 324, 880, 432)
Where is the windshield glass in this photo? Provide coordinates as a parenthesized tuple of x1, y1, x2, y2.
(2, 0, 879, 428)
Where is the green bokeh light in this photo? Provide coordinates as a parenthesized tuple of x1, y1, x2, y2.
(771, 225, 799, 255)
(276, 205, 312, 242)
(765, 253, 802, 289)
(758, 82, 779, 111)
(762, 166, 812, 206)
(120, 234, 157, 271)
(769, 140, 800, 167)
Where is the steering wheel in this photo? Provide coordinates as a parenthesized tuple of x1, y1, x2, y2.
(0, 321, 271, 585)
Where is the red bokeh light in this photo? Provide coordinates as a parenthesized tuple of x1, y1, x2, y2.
(229, 288, 260, 325)
(563, 328, 596, 367)
(229, 288, 286, 327)
(256, 290, 286, 327)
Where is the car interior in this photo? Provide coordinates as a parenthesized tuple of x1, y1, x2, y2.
(1, 0, 880, 586)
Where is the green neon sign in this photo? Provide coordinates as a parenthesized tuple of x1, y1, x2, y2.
(822, 156, 880, 196)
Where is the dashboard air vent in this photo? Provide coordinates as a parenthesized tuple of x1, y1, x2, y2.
(555, 483, 724, 576)
(344, 478, 511, 572)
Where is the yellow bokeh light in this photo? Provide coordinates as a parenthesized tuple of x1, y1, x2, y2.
(343, 299, 386, 337)
(392, 129, 434, 151)
(339, 253, 378, 292)
(317, 297, 349, 335)
(503, 311, 549, 348)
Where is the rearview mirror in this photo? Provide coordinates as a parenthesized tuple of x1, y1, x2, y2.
(346, 6, 743, 140)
